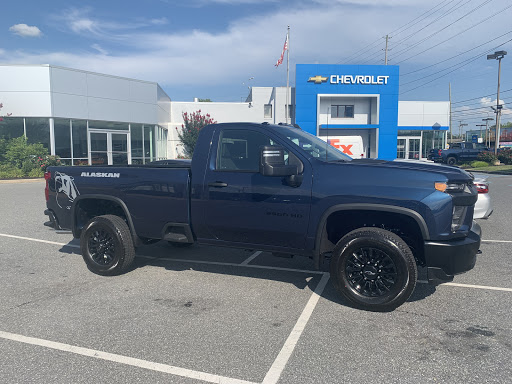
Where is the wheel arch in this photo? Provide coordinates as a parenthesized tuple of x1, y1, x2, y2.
(314, 204, 429, 269)
(71, 195, 139, 245)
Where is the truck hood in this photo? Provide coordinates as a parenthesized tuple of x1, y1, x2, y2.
(343, 158, 473, 182)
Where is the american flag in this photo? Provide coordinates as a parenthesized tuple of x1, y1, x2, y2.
(275, 34, 288, 67)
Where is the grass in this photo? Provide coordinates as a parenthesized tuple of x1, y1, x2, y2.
(462, 164, 512, 174)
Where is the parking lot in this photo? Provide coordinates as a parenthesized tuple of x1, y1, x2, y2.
(0, 175, 511, 384)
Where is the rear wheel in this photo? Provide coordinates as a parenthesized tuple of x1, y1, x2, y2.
(330, 227, 417, 312)
(80, 215, 135, 276)
(447, 156, 457, 166)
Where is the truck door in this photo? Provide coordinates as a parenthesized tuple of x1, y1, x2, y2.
(202, 128, 312, 250)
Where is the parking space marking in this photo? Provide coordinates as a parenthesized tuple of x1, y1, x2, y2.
(481, 239, 512, 243)
(0, 330, 258, 384)
(241, 251, 263, 265)
(418, 280, 512, 292)
(262, 273, 330, 384)
(0, 233, 79, 248)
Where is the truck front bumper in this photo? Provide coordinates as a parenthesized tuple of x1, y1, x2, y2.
(424, 221, 481, 285)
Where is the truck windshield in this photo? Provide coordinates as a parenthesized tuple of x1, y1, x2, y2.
(280, 128, 353, 162)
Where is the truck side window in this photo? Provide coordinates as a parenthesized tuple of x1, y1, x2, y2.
(216, 129, 277, 172)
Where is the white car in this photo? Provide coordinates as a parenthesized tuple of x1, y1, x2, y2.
(473, 177, 493, 219)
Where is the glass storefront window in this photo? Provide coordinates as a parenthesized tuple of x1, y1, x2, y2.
(131, 124, 144, 162)
(72, 120, 88, 158)
(26, 118, 50, 150)
(89, 120, 129, 130)
(0, 117, 24, 140)
(54, 118, 71, 158)
(144, 124, 155, 162)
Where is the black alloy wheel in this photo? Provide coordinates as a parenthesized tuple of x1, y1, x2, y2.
(330, 227, 417, 312)
(345, 246, 398, 297)
(80, 215, 135, 276)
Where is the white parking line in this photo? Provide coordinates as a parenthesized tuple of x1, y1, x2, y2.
(0, 330, 257, 384)
(3, 232, 511, 292)
(262, 273, 331, 384)
(481, 239, 512, 243)
(241, 251, 263, 265)
(417, 280, 512, 292)
(0, 233, 79, 248)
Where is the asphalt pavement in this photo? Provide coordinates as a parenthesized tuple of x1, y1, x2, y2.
(0, 177, 510, 384)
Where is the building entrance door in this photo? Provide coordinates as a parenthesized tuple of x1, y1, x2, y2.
(396, 137, 422, 160)
(88, 130, 131, 165)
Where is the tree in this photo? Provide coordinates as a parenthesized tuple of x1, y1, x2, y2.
(0, 102, 12, 122)
(177, 110, 216, 158)
(197, 98, 212, 102)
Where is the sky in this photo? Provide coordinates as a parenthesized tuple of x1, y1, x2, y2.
(2, 0, 512, 132)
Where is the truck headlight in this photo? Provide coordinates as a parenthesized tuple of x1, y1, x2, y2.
(451, 206, 467, 232)
(435, 182, 467, 193)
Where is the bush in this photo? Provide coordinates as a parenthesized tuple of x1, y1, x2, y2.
(27, 168, 44, 178)
(0, 164, 24, 179)
(497, 148, 512, 165)
(5, 136, 48, 168)
(35, 155, 61, 172)
(470, 161, 489, 168)
(477, 151, 498, 164)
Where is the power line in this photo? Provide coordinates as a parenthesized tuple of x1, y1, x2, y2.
(395, 2, 512, 64)
(399, 37, 512, 95)
(392, 0, 491, 59)
(392, 0, 472, 51)
(401, 31, 512, 76)
(399, 36, 512, 87)
(337, 0, 455, 64)
(451, 88, 512, 104)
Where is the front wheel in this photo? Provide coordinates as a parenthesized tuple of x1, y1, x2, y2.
(80, 215, 135, 276)
(330, 227, 417, 312)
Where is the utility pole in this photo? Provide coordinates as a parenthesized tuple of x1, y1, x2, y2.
(286, 25, 290, 125)
(487, 50, 507, 155)
(459, 121, 468, 141)
(385, 35, 389, 65)
(449, 83, 452, 145)
(483, 117, 494, 147)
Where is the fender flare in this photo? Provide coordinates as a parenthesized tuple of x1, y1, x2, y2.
(313, 203, 430, 269)
(71, 194, 139, 245)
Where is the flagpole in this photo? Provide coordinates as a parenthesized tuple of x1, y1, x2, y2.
(286, 25, 290, 124)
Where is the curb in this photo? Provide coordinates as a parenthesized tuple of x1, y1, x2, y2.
(0, 178, 45, 184)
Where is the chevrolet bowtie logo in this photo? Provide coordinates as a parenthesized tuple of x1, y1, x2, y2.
(308, 75, 328, 84)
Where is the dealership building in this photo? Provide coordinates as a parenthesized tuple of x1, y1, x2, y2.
(0, 64, 449, 164)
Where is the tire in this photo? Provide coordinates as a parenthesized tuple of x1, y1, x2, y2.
(168, 241, 193, 248)
(80, 215, 135, 276)
(330, 227, 417, 312)
(447, 156, 457, 166)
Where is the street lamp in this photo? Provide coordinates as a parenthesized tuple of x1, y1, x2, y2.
(487, 50, 507, 155)
(483, 117, 494, 147)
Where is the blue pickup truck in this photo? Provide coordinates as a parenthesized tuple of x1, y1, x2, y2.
(44, 122, 481, 311)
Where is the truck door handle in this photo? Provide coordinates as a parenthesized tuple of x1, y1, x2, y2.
(208, 181, 228, 188)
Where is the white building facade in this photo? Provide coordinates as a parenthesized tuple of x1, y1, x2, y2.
(0, 64, 449, 163)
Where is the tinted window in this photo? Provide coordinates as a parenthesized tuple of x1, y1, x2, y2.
(217, 129, 273, 171)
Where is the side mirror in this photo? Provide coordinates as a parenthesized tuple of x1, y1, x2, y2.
(260, 146, 298, 177)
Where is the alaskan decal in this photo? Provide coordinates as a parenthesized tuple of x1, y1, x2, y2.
(81, 172, 120, 178)
(55, 172, 80, 209)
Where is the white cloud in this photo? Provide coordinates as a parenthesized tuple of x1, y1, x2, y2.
(91, 44, 108, 55)
(4, 1, 511, 102)
(9, 24, 42, 38)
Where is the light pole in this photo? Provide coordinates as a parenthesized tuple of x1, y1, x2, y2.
(487, 50, 507, 155)
(483, 117, 494, 147)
